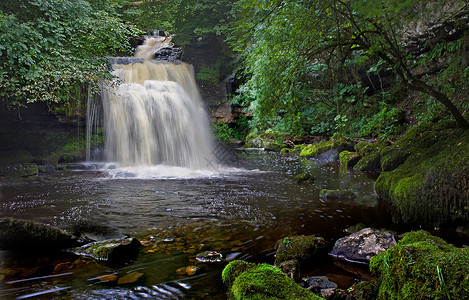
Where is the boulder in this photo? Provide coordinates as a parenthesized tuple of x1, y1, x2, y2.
(329, 228, 396, 263)
(222, 260, 322, 300)
(300, 276, 338, 298)
(0, 218, 81, 251)
(319, 189, 357, 200)
(339, 151, 361, 168)
(72, 237, 141, 265)
(274, 235, 326, 266)
(0, 163, 38, 178)
(196, 250, 223, 263)
(354, 231, 469, 300)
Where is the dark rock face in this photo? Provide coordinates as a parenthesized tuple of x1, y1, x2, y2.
(329, 228, 396, 263)
(71, 237, 141, 265)
(0, 218, 81, 251)
(154, 47, 182, 61)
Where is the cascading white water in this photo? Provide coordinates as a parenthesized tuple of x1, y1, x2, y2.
(87, 35, 218, 175)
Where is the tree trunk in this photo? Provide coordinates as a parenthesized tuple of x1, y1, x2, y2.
(411, 79, 469, 129)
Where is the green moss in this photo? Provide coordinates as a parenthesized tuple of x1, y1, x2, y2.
(375, 125, 469, 224)
(293, 173, 314, 184)
(274, 235, 326, 265)
(353, 151, 381, 172)
(300, 140, 333, 157)
(339, 151, 361, 168)
(354, 141, 380, 156)
(222, 260, 322, 300)
(379, 145, 409, 172)
(361, 231, 469, 300)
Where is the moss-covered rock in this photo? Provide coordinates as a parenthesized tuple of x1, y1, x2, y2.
(300, 136, 354, 159)
(375, 124, 469, 224)
(319, 189, 357, 200)
(274, 235, 326, 265)
(0, 163, 39, 178)
(293, 173, 315, 184)
(379, 145, 410, 172)
(353, 151, 381, 172)
(222, 260, 322, 300)
(73, 237, 141, 264)
(355, 231, 469, 300)
(339, 151, 361, 168)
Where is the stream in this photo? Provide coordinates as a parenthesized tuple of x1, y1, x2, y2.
(1, 149, 421, 299)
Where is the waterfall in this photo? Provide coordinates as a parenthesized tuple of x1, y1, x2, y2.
(86, 35, 218, 176)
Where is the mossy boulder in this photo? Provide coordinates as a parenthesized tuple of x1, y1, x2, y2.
(379, 145, 410, 172)
(0, 163, 38, 178)
(319, 189, 357, 200)
(293, 173, 315, 184)
(72, 237, 141, 265)
(339, 151, 361, 168)
(375, 125, 469, 224)
(0, 218, 81, 250)
(355, 231, 469, 299)
(274, 235, 326, 265)
(353, 151, 381, 172)
(222, 260, 322, 300)
(300, 136, 354, 159)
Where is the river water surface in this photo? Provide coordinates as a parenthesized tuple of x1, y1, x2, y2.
(1, 149, 421, 299)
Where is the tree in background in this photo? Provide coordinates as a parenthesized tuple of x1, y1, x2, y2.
(0, 0, 141, 109)
(229, 0, 469, 136)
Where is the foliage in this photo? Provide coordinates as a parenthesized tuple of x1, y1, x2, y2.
(228, 0, 469, 136)
(212, 116, 249, 141)
(197, 60, 222, 84)
(0, 0, 142, 107)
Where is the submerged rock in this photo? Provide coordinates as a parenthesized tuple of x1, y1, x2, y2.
(329, 228, 396, 263)
(222, 260, 322, 300)
(196, 250, 223, 263)
(0, 218, 81, 251)
(319, 189, 357, 200)
(294, 173, 315, 184)
(72, 237, 141, 265)
(117, 271, 144, 285)
(300, 276, 338, 298)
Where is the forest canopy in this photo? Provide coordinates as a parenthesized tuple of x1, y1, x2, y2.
(1, 0, 468, 136)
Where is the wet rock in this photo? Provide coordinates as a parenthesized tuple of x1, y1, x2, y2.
(294, 173, 315, 184)
(277, 259, 300, 282)
(300, 276, 338, 298)
(117, 271, 144, 285)
(98, 274, 118, 283)
(319, 189, 357, 200)
(0, 218, 81, 251)
(329, 228, 396, 263)
(274, 235, 326, 266)
(38, 164, 55, 174)
(196, 250, 223, 263)
(72, 237, 141, 265)
(154, 47, 182, 61)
